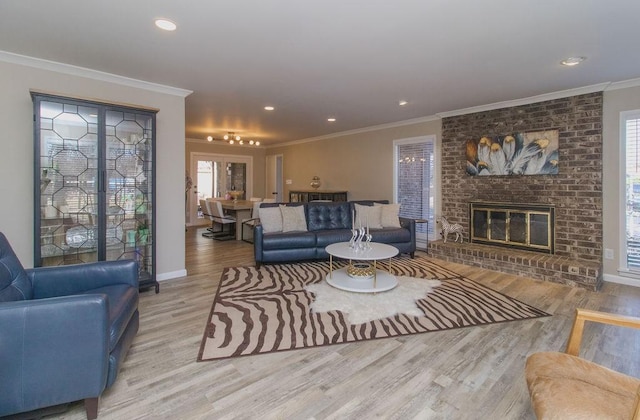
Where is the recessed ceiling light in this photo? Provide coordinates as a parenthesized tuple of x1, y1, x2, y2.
(327, 117, 336, 122)
(155, 19, 177, 31)
(399, 100, 408, 106)
(255, 141, 261, 146)
(560, 56, 586, 66)
(207, 136, 213, 142)
(264, 106, 275, 111)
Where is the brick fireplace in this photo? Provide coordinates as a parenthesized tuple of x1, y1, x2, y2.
(429, 92, 603, 290)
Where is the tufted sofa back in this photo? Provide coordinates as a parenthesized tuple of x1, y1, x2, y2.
(0, 232, 33, 302)
(307, 202, 351, 231)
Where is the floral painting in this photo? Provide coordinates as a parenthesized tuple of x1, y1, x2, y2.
(465, 130, 559, 176)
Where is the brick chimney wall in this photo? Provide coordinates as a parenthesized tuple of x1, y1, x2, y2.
(440, 92, 603, 263)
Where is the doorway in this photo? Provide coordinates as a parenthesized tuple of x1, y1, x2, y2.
(188, 153, 253, 226)
(393, 135, 437, 249)
(266, 154, 284, 202)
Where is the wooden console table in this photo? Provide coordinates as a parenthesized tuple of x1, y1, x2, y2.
(289, 190, 348, 202)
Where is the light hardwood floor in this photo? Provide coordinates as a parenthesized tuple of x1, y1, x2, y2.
(53, 228, 640, 420)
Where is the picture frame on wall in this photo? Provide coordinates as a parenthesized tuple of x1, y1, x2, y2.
(465, 130, 559, 176)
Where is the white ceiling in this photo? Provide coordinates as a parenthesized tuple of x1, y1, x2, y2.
(2, 1, 640, 146)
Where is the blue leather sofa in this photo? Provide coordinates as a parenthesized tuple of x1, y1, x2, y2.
(0, 232, 139, 419)
(254, 200, 416, 268)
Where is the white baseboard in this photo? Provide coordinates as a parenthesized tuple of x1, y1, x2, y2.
(604, 273, 640, 288)
(157, 269, 188, 282)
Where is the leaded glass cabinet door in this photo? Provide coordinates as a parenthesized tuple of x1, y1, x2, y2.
(104, 108, 155, 288)
(35, 98, 100, 265)
(33, 92, 157, 292)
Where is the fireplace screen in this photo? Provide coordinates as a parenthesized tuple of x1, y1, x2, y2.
(470, 202, 554, 253)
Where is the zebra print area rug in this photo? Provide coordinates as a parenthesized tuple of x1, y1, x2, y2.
(198, 257, 548, 361)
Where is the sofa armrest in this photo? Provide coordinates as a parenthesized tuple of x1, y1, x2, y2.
(0, 295, 109, 415)
(399, 217, 417, 252)
(27, 260, 138, 299)
(254, 224, 264, 265)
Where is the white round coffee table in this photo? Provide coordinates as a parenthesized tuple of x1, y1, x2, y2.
(325, 242, 399, 293)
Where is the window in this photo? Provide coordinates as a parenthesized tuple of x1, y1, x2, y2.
(623, 111, 640, 270)
(394, 135, 437, 249)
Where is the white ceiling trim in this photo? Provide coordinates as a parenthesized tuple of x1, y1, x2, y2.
(436, 82, 612, 119)
(604, 77, 640, 91)
(269, 114, 441, 149)
(0, 50, 193, 98)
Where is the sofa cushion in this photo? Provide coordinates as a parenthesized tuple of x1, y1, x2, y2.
(526, 351, 640, 420)
(262, 231, 317, 250)
(314, 229, 354, 247)
(354, 203, 383, 229)
(0, 233, 33, 302)
(82, 284, 139, 351)
(374, 203, 401, 228)
(280, 205, 308, 232)
(260, 207, 283, 233)
(370, 227, 411, 243)
(308, 202, 351, 231)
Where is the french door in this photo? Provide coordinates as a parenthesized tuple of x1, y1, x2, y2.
(188, 153, 253, 225)
(623, 111, 640, 271)
(394, 135, 437, 249)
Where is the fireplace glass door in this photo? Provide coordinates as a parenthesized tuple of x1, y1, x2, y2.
(470, 202, 554, 253)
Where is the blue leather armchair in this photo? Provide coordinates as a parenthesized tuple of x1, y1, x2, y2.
(0, 232, 139, 419)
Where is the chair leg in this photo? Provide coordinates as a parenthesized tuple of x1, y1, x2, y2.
(84, 397, 99, 420)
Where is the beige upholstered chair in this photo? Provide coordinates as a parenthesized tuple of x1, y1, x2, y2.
(526, 308, 640, 419)
(208, 200, 236, 240)
(200, 199, 216, 238)
(241, 200, 263, 243)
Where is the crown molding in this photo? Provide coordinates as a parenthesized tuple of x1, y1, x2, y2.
(436, 82, 611, 118)
(0, 50, 192, 98)
(269, 114, 440, 148)
(604, 77, 640, 91)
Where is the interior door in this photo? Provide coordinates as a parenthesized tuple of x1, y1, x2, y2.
(188, 153, 253, 225)
(266, 154, 283, 202)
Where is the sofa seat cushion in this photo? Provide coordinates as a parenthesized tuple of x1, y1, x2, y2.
(315, 229, 354, 247)
(83, 284, 139, 351)
(262, 232, 317, 250)
(370, 227, 411, 243)
(525, 351, 640, 420)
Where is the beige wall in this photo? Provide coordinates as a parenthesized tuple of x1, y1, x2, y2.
(603, 84, 640, 284)
(267, 120, 442, 203)
(0, 59, 187, 279)
(185, 139, 267, 224)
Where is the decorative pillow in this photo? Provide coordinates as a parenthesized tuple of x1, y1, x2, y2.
(280, 205, 308, 232)
(374, 203, 401, 228)
(259, 207, 283, 233)
(354, 203, 383, 229)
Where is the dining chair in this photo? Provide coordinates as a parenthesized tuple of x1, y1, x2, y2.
(209, 200, 236, 241)
(241, 200, 263, 243)
(200, 199, 215, 238)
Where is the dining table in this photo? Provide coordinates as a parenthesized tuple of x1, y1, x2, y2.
(220, 199, 254, 240)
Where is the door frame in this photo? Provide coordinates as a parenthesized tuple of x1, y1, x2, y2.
(393, 134, 439, 249)
(187, 152, 253, 226)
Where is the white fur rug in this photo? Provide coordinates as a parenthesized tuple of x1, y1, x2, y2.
(305, 276, 442, 325)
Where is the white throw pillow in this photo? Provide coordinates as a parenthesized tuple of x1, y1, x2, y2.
(280, 205, 308, 232)
(354, 203, 383, 229)
(374, 203, 401, 228)
(259, 207, 283, 233)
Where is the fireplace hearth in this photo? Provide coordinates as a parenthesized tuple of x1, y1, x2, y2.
(470, 202, 555, 254)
